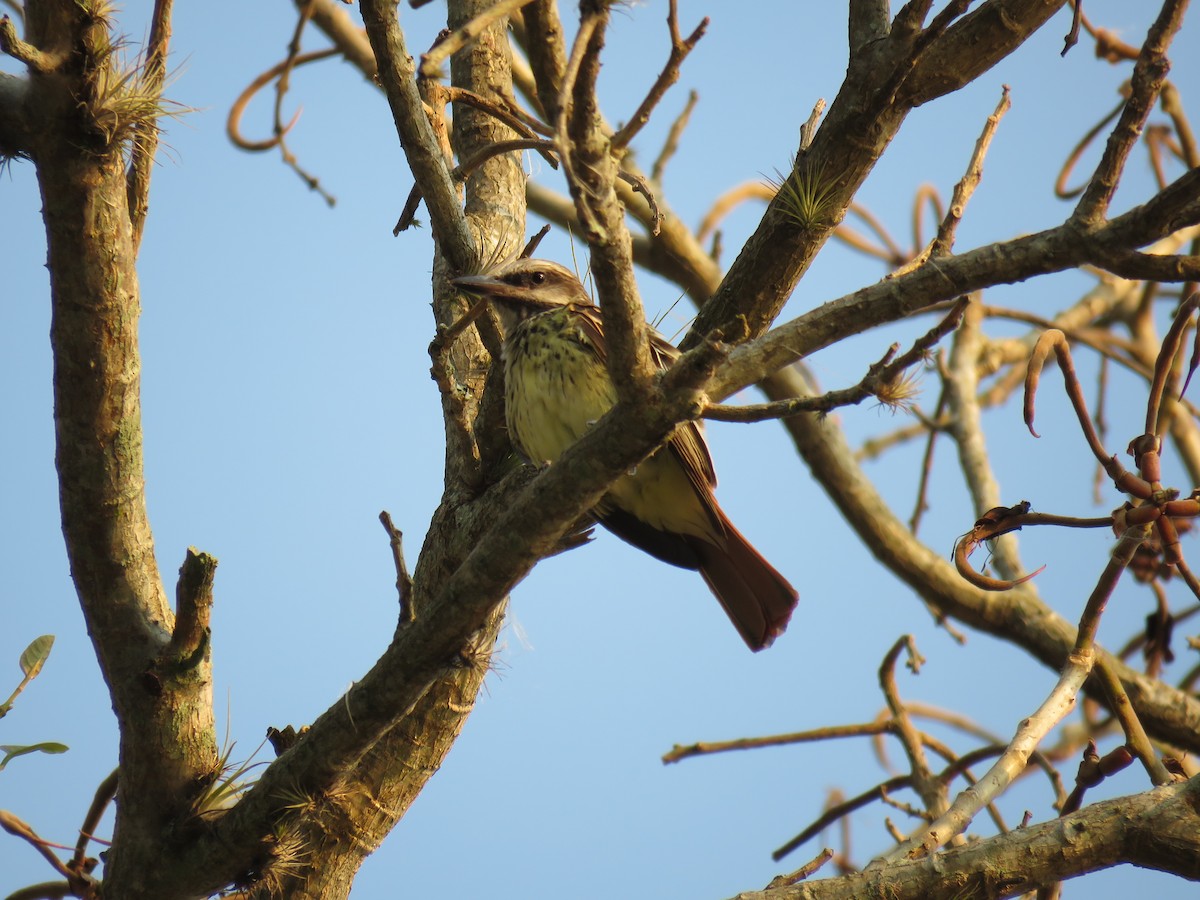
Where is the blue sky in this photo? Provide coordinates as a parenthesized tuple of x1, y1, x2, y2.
(2, 2, 1197, 897)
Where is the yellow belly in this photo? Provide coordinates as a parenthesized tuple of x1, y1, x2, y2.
(505, 315, 616, 464)
(504, 310, 717, 542)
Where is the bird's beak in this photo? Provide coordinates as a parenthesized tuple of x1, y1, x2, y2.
(451, 273, 506, 299)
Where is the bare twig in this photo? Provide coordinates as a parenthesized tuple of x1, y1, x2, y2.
(650, 88, 698, 183)
(946, 300, 1032, 585)
(767, 847, 835, 888)
(1061, 739, 1133, 814)
(127, 0, 174, 251)
(799, 98, 825, 152)
(705, 299, 967, 423)
(426, 300, 488, 489)
(0, 14, 55, 72)
(361, 0, 475, 270)
(419, 0, 537, 79)
(1092, 654, 1172, 785)
(444, 86, 557, 165)
(1061, 0, 1082, 55)
(618, 169, 662, 235)
(1025, 330, 1145, 496)
(71, 769, 118, 873)
(553, 11, 603, 237)
(520, 223, 552, 258)
(879, 637, 948, 824)
(662, 721, 896, 765)
(396, 137, 559, 233)
(611, 0, 708, 151)
(880, 657, 1091, 862)
(380, 512, 414, 624)
(909, 374, 947, 534)
(0, 811, 78, 884)
(168, 548, 217, 662)
(774, 776, 912, 861)
(1072, 0, 1189, 223)
(1145, 292, 1198, 437)
(927, 85, 1011, 259)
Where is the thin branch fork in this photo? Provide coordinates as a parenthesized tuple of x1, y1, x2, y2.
(1024, 329, 1145, 496)
(704, 297, 968, 423)
(894, 522, 1149, 861)
(611, 0, 708, 151)
(360, 0, 475, 270)
(1072, 0, 1189, 224)
(878, 636, 950, 825)
(418, 0, 537, 78)
(880, 650, 1094, 863)
(772, 739, 1040, 863)
(443, 85, 556, 153)
(0, 809, 98, 898)
(395, 137, 558, 233)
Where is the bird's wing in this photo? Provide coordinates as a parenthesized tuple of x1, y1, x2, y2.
(574, 302, 718, 492)
(569, 303, 608, 359)
(648, 330, 718, 492)
(670, 421, 718, 491)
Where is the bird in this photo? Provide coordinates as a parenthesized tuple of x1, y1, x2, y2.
(452, 257, 798, 651)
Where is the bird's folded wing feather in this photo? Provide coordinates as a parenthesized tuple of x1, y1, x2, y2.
(572, 302, 718, 495)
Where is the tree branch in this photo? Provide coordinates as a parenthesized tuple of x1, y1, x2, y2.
(708, 180, 1200, 403)
(359, 0, 474, 271)
(735, 778, 1200, 899)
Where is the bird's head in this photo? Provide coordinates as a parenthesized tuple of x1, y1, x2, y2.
(452, 258, 590, 333)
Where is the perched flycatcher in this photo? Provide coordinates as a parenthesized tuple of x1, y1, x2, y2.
(452, 258, 798, 651)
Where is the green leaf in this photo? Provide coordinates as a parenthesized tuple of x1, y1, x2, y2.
(0, 742, 69, 772)
(18, 635, 54, 679)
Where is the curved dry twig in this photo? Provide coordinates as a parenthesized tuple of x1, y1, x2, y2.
(226, 49, 334, 151)
(1146, 292, 1200, 434)
(1024, 330, 1150, 499)
(443, 85, 557, 165)
(1056, 95, 1125, 199)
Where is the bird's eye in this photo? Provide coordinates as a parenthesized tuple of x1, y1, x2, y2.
(530, 272, 546, 285)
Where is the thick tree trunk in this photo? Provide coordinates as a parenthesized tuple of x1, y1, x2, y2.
(23, 2, 219, 896)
